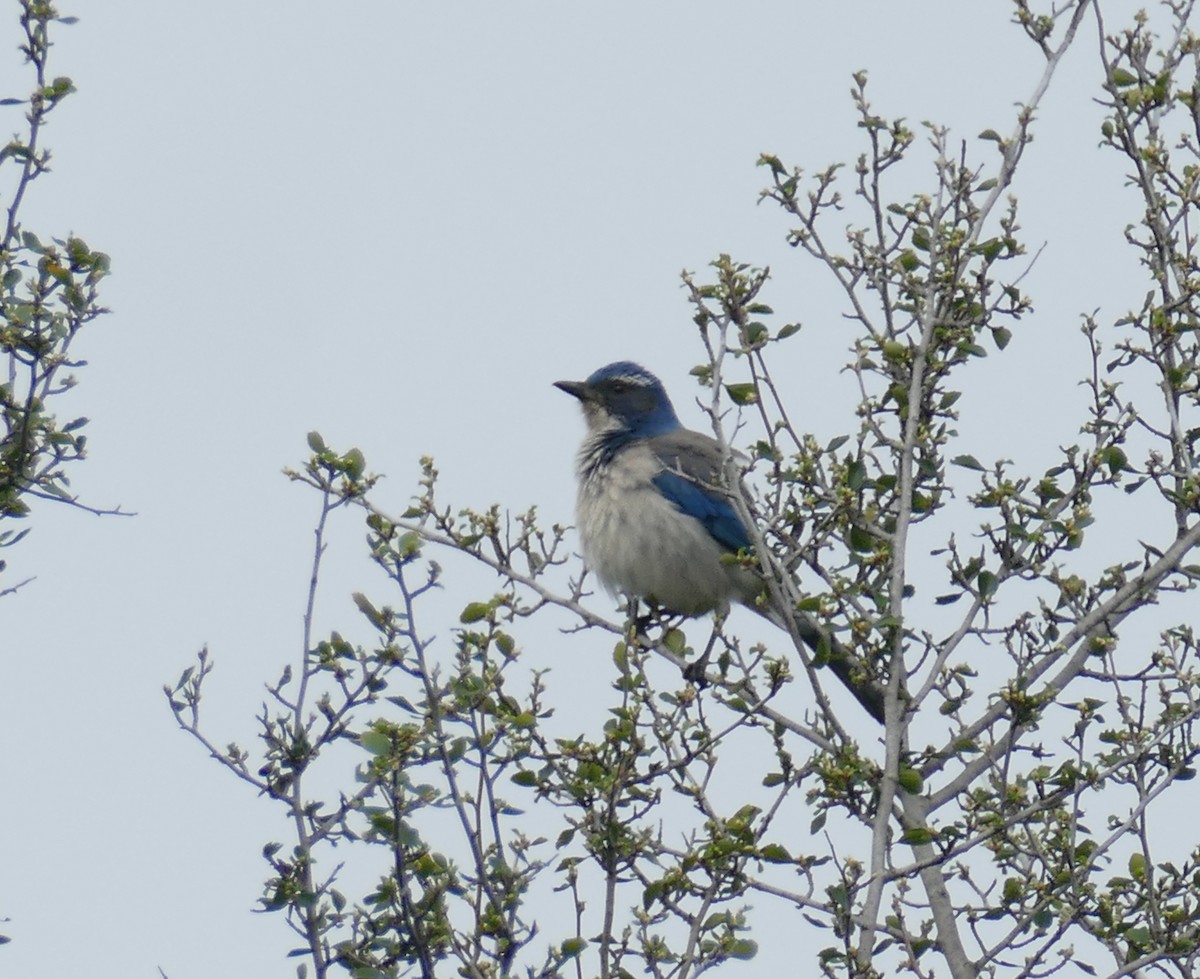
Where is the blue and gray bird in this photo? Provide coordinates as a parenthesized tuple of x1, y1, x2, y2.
(556, 361, 886, 723)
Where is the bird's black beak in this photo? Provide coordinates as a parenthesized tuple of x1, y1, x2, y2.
(554, 379, 589, 401)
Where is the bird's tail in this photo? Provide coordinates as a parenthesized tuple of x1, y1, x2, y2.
(757, 603, 888, 723)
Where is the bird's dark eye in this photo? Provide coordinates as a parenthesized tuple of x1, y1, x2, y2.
(609, 380, 628, 393)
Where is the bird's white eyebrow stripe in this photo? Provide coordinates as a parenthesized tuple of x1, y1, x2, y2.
(607, 372, 653, 386)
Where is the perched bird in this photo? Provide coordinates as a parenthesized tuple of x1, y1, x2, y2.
(556, 360, 886, 723)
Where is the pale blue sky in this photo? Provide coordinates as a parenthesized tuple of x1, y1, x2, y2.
(0, 2, 1158, 976)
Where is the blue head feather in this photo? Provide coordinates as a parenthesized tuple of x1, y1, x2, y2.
(575, 361, 680, 438)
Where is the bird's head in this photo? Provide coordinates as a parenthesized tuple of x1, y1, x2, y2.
(555, 361, 680, 438)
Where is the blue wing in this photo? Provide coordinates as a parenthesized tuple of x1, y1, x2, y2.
(648, 429, 752, 553)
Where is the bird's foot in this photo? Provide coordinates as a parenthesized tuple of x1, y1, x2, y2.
(682, 651, 711, 688)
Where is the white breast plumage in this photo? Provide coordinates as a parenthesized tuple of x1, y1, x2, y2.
(575, 437, 743, 615)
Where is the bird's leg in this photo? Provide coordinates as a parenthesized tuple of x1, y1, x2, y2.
(682, 617, 723, 687)
(628, 597, 677, 647)
(624, 596, 656, 645)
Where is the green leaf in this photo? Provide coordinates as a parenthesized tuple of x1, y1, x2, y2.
(897, 768, 924, 794)
(758, 843, 792, 863)
(848, 524, 875, 552)
(977, 570, 998, 599)
(757, 153, 785, 175)
(846, 459, 867, 490)
(560, 937, 588, 957)
(951, 454, 985, 471)
(731, 803, 761, 825)
(460, 602, 490, 623)
(306, 430, 326, 453)
(742, 321, 769, 347)
(352, 591, 378, 620)
(728, 939, 758, 960)
(992, 326, 1012, 350)
(1123, 925, 1151, 948)
(1110, 67, 1138, 87)
(664, 628, 687, 654)
(342, 447, 366, 478)
(901, 827, 934, 846)
(360, 730, 392, 756)
(725, 382, 758, 405)
(979, 238, 1003, 261)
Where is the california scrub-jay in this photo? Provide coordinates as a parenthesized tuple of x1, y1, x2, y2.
(556, 361, 885, 723)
